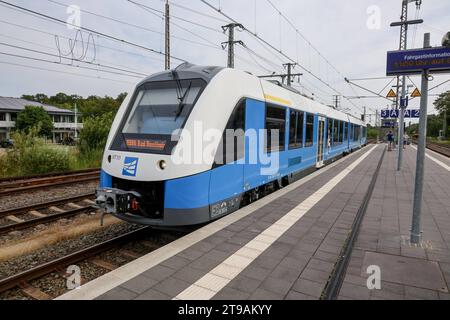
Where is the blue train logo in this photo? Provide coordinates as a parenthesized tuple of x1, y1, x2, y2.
(122, 157, 139, 177)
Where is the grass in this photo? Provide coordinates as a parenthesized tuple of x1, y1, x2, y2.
(0, 144, 104, 178)
(428, 137, 450, 145)
(68, 148, 104, 171)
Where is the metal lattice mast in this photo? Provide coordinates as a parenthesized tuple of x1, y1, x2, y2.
(222, 23, 244, 68)
(165, 0, 170, 70)
(391, 0, 423, 171)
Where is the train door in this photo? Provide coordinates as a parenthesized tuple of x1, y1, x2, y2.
(316, 116, 326, 168)
(209, 101, 245, 219)
(243, 99, 266, 191)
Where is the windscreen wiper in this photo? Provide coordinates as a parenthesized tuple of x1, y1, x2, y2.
(174, 81, 192, 121)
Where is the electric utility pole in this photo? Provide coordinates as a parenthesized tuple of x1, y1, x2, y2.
(283, 63, 298, 87)
(74, 101, 78, 139)
(165, 0, 170, 70)
(333, 95, 341, 110)
(259, 63, 302, 87)
(390, 0, 423, 171)
(222, 23, 244, 68)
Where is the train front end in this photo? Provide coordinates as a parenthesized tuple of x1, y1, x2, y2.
(95, 64, 224, 227)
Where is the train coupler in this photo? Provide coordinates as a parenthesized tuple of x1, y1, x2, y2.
(95, 188, 142, 224)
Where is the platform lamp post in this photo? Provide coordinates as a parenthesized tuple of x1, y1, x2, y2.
(411, 31, 450, 244)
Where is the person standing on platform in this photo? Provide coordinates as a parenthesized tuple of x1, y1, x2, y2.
(387, 130, 394, 151)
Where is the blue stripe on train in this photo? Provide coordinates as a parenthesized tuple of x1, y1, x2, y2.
(100, 170, 113, 188)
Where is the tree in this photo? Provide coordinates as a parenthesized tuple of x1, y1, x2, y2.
(116, 92, 128, 104)
(434, 90, 450, 137)
(78, 112, 115, 154)
(15, 106, 54, 138)
(434, 91, 450, 116)
(79, 95, 121, 118)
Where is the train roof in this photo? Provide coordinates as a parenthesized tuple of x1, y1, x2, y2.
(137, 63, 225, 87)
(137, 64, 366, 127)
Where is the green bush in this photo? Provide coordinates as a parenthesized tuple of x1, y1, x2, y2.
(69, 148, 104, 171)
(78, 112, 114, 156)
(0, 130, 70, 177)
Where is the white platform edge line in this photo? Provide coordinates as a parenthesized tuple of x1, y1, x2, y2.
(411, 145, 450, 172)
(175, 145, 378, 300)
(56, 145, 375, 300)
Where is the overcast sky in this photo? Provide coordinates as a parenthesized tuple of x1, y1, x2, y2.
(0, 0, 449, 121)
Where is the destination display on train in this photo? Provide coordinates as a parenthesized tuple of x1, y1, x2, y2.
(125, 138, 166, 151)
(386, 47, 450, 76)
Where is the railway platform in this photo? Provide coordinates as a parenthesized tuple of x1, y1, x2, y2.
(57, 143, 450, 300)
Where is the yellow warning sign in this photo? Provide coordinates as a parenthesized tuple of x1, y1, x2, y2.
(387, 89, 397, 98)
(411, 88, 421, 98)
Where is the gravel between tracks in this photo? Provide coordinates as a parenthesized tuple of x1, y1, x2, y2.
(0, 181, 98, 211)
(0, 222, 141, 279)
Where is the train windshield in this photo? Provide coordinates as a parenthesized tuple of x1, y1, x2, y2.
(122, 79, 205, 135)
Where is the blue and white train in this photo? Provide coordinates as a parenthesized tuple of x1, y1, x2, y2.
(96, 63, 367, 227)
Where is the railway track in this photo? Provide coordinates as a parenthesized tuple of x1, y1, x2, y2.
(0, 169, 100, 196)
(424, 140, 450, 157)
(0, 193, 97, 235)
(0, 227, 151, 298)
(411, 139, 450, 157)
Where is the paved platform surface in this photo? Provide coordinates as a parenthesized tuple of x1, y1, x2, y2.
(57, 144, 450, 300)
(58, 144, 384, 300)
(338, 146, 450, 300)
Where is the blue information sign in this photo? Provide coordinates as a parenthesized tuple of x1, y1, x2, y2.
(382, 120, 396, 128)
(381, 109, 420, 118)
(387, 47, 450, 76)
(400, 97, 409, 108)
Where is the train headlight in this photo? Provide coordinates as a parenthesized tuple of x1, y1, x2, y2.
(158, 160, 167, 170)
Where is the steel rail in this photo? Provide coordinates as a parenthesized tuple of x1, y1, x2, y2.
(0, 173, 99, 196)
(0, 168, 100, 184)
(0, 227, 150, 294)
(0, 193, 96, 219)
(0, 205, 97, 235)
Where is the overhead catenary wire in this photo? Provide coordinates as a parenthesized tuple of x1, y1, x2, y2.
(0, 51, 143, 78)
(46, 0, 223, 50)
(0, 60, 135, 84)
(264, 0, 362, 100)
(0, 41, 148, 77)
(0, 19, 165, 63)
(157, 0, 229, 24)
(0, 0, 186, 62)
(127, 0, 224, 35)
(199, 0, 364, 115)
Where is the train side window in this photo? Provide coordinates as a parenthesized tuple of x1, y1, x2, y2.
(288, 110, 303, 150)
(343, 122, 348, 142)
(296, 112, 304, 148)
(333, 120, 339, 146)
(304, 113, 314, 147)
(327, 118, 333, 144)
(265, 104, 286, 153)
(288, 110, 297, 148)
(339, 121, 344, 144)
(214, 100, 246, 167)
